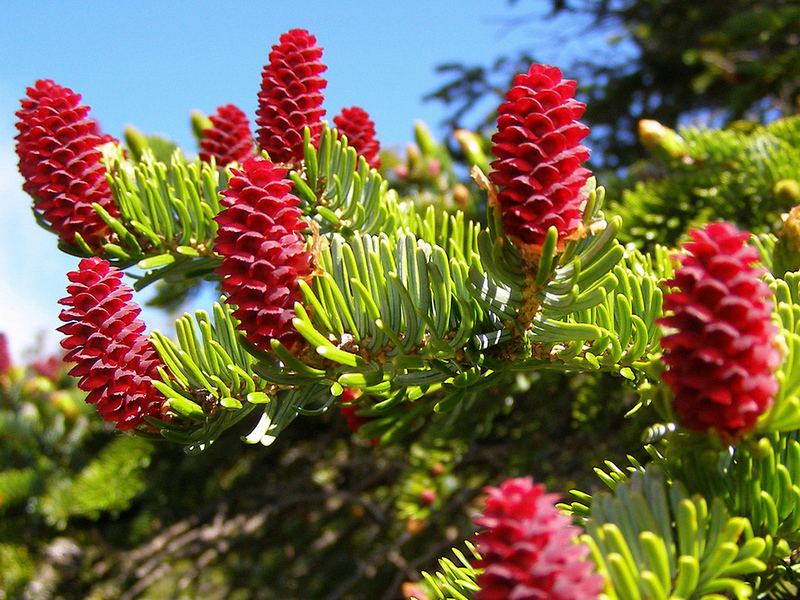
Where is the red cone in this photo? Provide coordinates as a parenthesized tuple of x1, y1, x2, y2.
(659, 221, 781, 440)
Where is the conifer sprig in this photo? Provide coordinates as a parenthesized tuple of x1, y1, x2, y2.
(291, 124, 411, 237)
(100, 144, 225, 274)
(146, 301, 265, 449)
(568, 465, 769, 600)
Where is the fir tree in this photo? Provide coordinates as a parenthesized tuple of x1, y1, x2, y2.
(8, 21, 800, 600)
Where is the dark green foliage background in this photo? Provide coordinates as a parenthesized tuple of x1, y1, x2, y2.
(0, 360, 644, 599)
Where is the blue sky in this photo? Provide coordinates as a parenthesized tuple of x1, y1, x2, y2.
(0, 0, 601, 361)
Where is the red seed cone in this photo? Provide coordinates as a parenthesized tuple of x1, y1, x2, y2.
(339, 403, 368, 432)
(473, 477, 603, 600)
(256, 29, 327, 165)
(57, 257, 167, 431)
(0, 333, 11, 375)
(339, 387, 365, 431)
(214, 156, 314, 353)
(199, 104, 256, 167)
(659, 221, 781, 440)
(489, 63, 591, 252)
(333, 106, 381, 169)
(15, 80, 120, 250)
(338, 387, 380, 446)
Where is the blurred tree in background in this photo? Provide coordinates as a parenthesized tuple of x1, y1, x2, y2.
(428, 0, 800, 168)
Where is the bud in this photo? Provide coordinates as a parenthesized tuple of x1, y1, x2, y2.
(190, 109, 214, 142)
(405, 143, 421, 172)
(418, 488, 437, 506)
(124, 125, 149, 163)
(774, 179, 800, 206)
(426, 158, 441, 178)
(405, 518, 426, 535)
(774, 204, 800, 276)
(394, 164, 409, 180)
(452, 183, 470, 207)
(339, 388, 369, 432)
(413, 120, 437, 157)
(638, 119, 686, 162)
(454, 128, 490, 174)
(429, 462, 446, 477)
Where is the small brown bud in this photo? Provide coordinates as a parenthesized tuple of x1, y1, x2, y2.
(453, 183, 470, 206)
(429, 462, 446, 477)
(405, 518, 426, 535)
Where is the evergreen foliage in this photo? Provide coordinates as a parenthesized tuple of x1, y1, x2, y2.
(7, 15, 800, 600)
(611, 116, 800, 251)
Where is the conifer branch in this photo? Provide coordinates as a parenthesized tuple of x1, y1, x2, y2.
(15, 26, 800, 599)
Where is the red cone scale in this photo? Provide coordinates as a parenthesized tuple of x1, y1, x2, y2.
(15, 80, 120, 249)
(334, 106, 381, 169)
(58, 257, 167, 431)
(256, 29, 327, 165)
(15, 79, 59, 187)
(199, 103, 255, 167)
(489, 63, 591, 250)
(473, 477, 603, 600)
(659, 221, 781, 440)
(214, 156, 314, 352)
